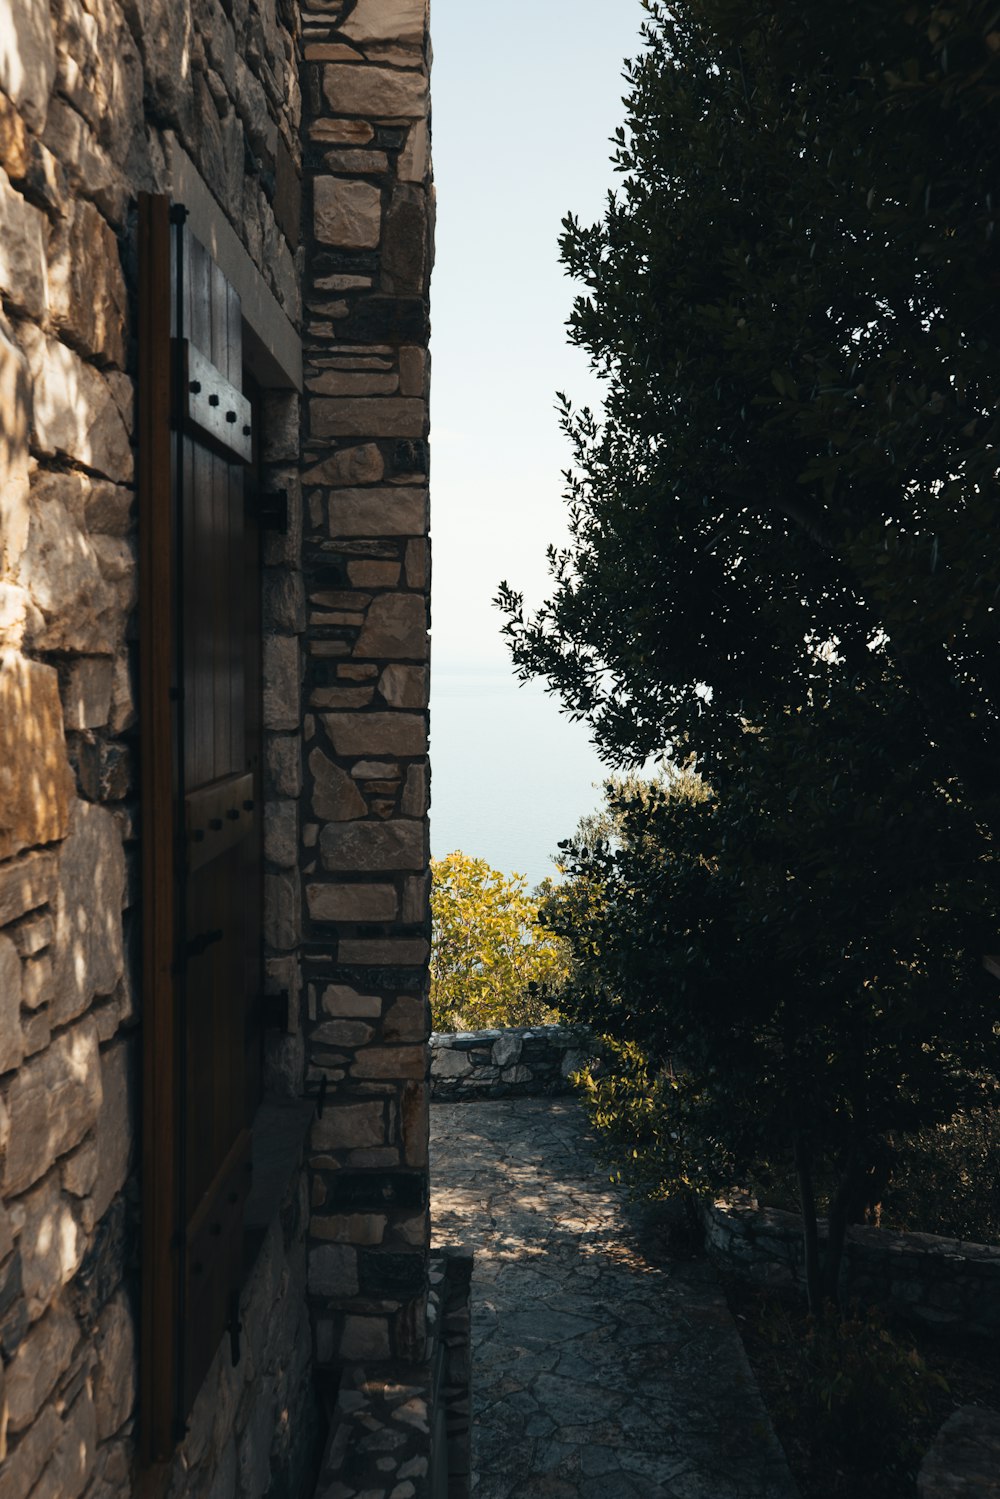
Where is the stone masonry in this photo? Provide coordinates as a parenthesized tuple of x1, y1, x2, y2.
(0, 0, 312, 1491)
(430, 1026, 603, 1101)
(297, 0, 435, 1375)
(0, 0, 440, 1494)
(701, 1193, 1000, 1341)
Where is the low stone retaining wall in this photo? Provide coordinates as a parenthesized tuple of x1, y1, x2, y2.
(429, 1026, 599, 1100)
(702, 1195, 1000, 1339)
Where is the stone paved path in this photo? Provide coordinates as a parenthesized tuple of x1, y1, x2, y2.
(430, 1098, 798, 1499)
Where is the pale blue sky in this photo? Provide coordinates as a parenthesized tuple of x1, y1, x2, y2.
(428, 0, 647, 668)
(427, 0, 648, 880)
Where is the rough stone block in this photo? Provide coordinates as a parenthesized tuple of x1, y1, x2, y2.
(61, 1137, 98, 1197)
(314, 176, 381, 248)
(310, 1213, 386, 1246)
(310, 750, 367, 822)
(0, 0, 57, 132)
(309, 683, 375, 710)
(0, 1405, 60, 1499)
(311, 1018, 375, 1050)
(50, 0, 145, 177)
(264, 568, 306, 635)
(20, 951, 50, 1011)
(20, 328, 133, 482)
(303, 442, 384, 488)
(265, 868, 301, 951)
(321, 64, 427, 119)
(401, 870, 430, 924)
(91, 1036, 133, 1223)
(0, 86, 31, 177)
(319, 819, 424, 873)
(341, 0, 426, 43)
(322, 712, 427, 757)
(47, 198, 127, 367)
(83, 480, 132, 537)
(326, 486, 427, 538)
(3, 1017, 102, 1195)
(312, 1101, 384, 1153)
(0, 653, 76, 862)
(349, 1045, 425, 1080)
(431, 1048, 471, 1079)
(307, 369, 398, 397)
(307, 882, 398, 923)
(398, 346, 426, 397)
(0, 848, 57, 927)
(27, 1386, 97, 1499)
(383, 997, 426, 1045)
(0, 582, 37, 652)
(92, 1290, 134, 1440)
(308, 1243, 358, 1299)
(400, 764, 428, 817)
(404, 538, 428, 589)
(381, 185, 429, 298)
(339, 1313, 391, 1361)
(264, 799, 298, 869)
(61, 655, 113, 730)
(319, 984, 382, 1018)
(0, 166, 48, 320)
(14, 488, 122, 653)
(6, 1298, 79, 1431)
(263, 635, 300, 730)
(401, 1081, 428, 1168)
(397, 119, 430, 184)
(265, 732, 302, 798)
(311, 397, 425, 441)
(0, 315, 31, 572)
(41, 99, 127, 230)
(52, 799, 125, 1025)
(8, 909, 52, 958)
(355, 595, 428, 661)
(493, 1033, 522, 1069)
(0, 933, 24, 1073)
(14, 1171, 84, 1320)
(347, 560, 401, 588)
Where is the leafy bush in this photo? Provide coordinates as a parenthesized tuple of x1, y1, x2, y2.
(429, 852, 570, 1032)
(881, 1109, 1000, 1245)
(545, 735, 998, 1311)
(752, 1296, 947, 1493)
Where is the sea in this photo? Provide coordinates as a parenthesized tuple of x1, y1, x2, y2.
(428, 662, 613, 890)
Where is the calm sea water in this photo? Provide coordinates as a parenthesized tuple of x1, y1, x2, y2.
(429, 664, 611, 889)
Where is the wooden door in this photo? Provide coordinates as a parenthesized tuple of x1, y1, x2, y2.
(139, 196, 263, 1461)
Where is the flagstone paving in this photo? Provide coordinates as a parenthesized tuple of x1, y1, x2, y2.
(430, 1097, 799, 1499)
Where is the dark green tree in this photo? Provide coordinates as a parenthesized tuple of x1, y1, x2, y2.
(499, 1, 1000, 817)
(544, 683, 998, 1310)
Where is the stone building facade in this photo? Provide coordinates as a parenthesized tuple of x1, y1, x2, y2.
(0, 1, 444, 1495)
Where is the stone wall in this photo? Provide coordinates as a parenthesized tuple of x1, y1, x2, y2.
(702, 1196, 1000, 1339)
(429, 1027, 600, 1101)
(297, 0, 435, 1373)
(0, 0, 308, 1494)
(310, 1248, 472, 1499)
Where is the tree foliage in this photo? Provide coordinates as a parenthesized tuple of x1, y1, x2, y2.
(497, 0, 1000, 1312)
(498, 0, 1000, 815)
(429, 851, 570, 1032)
(543, 688, 998, 1308)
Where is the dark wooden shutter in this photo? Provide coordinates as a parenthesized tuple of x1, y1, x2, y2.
(139, 196, 263, 1462)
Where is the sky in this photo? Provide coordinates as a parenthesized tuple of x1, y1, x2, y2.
(427, 0, 650, 883)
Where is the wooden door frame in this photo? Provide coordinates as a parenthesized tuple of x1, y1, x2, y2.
(138, 189, 304, 1470)
(138, 193, 182, 1465)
